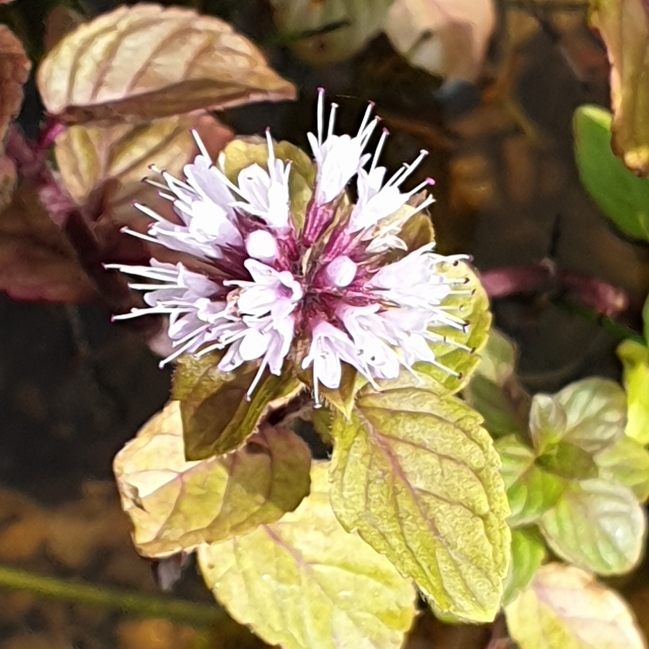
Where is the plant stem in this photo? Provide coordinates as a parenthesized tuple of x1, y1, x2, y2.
(552, 299, 645, 345)
(0, 565, 221, 628)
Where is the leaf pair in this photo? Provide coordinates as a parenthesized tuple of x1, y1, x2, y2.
(114, 406, 417, 649)
(496, 376, 648, 576)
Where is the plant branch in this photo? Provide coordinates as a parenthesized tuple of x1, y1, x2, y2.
(0, 564, 222, 629)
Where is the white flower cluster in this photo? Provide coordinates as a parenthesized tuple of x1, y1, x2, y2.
(109, 91, 469, 403)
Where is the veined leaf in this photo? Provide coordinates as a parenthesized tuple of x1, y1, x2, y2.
(172, 353, 302, 459)
(37, 4, 296, 123)
(529, 394, 567, 455)
(416, 260, 492, 394)
(329, 373, 510, 622)
(539, 478, 646, 575)
(595, 434, 649, 502)
(530, 378, 626, 455)
(113, 401, 311, 557)
(505, 563, 646, 649)
(198, 463, 417, 649)
(574, 105, 649, 239)
(54, 114, 233, 225)
(502, 527, 546, 605)
(554, 378, 627, 453)
(617, 339, 649, 444)
(496, 435, 566, 527)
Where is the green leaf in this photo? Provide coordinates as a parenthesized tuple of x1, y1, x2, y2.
(555, 378, 627, 453)
(496, 435, 566, 527)
(472, 328, 517, 385)
(464, 329, 531, 438)
(465, 376, 530, 438)
(505, 563, 646, 649)
(535, 442, 598, 481)
(172, 353, 302, 459)
(502, 528, 546, 605)
(595, 434, 649, 502)
(416, 260, 492, 394)
(113, 402, 311, 558)
(618, 339, 649, 444)
(311, 404, 334, 445)
(311, 363, 367, 420)
(574, 105, 649, 238)
(644, 294, 649, 343)
(221, 137, 315, 231)
(329, 373, 511, 622)
(197, 462, 417, 649)
(539, 478, 647, 575)
(529, 394, 567, 455)
(530, 378, 626, 455)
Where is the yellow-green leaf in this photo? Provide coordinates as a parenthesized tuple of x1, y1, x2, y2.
(539, 478, 646, 575)
(113, 401, 311, 558)
(496, 435, 566, 527)
(472, 328, 517, 385)
(505, 563, 646, 649)
(530, 378, 626, 455)
(300, 362, 367, 420)
(573, 104, 649, 240)
(329, 373, 510, 622)
(555, 378, 627, 452)
(464, 329, 531, 438)
(37, 4, 296, 124)
(415, 260, 492, 394)
(595, 434, 649, 502)
(502, 528, 546, 605)
(54, 113, 233, 224)
(221, 137, 315, 231)
(618, 339, 649, 444)
(590, 0, 649, 176)
(197, 462, 417, 649)
(173, 353, 303, 460)
(529, 394, 567, 455)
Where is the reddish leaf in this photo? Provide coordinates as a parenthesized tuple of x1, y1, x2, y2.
(37, 3, 296, 124)
(43, 6, 84, 52)
(0, 26, 31, 151)
(0, 184, 96, 302)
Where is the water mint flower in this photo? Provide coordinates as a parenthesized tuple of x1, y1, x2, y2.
(108, 91, 470, 403)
